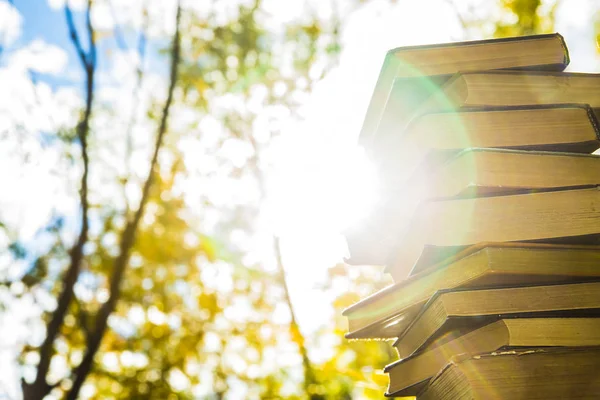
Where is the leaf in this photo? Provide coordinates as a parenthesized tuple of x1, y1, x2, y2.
(199, 235, 218, 262)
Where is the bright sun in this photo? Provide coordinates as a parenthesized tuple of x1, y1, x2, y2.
(265, 137, 379, 242)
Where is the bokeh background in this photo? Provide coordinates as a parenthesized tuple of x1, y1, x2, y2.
(0, 0, 598, 399)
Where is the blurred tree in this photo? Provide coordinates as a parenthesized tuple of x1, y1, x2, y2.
(595, 9, 600, 54)
(494, 0, 557, 37)
(18, 1, 184, 399)
(174, 1, 347, 397)
(442, 0, 560, 39)
(1, 0, 370, 398)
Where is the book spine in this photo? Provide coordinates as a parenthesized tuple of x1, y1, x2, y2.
(556, 32, 570, 67)
(585, 105, 600, 140)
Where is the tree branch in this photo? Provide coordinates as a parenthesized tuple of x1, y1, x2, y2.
(65, 3, 90, 67)
(245, 132, 317, 394)
(22, 2, 96, 399)
(273, 237, 316, 392)
(85, 0, 96, 68)
(65, 3, 182, 398)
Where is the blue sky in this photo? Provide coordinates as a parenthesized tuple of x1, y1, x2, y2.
(12, 1, 80, 87)
(10, 0, 172, 95)
(17, 0, 66, 44)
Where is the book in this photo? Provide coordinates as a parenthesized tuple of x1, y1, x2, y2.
(376, 148, 600, 211)
(393, 281, 600, 359)
(387, 186, 600, 280)
(357, 151, 600, 264)
(374, 71, 600, 153)
(360, 33, 569, 148)
(384, 318, 600, 397)
(345, 105, 600, 267)
(418, 71, 600, 118)
(418, 348, 600, 400)
(415, 148, 600, 199)
(376, 104, 600, 185)
(343, 243, 600, 340)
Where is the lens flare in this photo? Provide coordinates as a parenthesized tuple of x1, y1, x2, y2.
(265, 140, 380, 239)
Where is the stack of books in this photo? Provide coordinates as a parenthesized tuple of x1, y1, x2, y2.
(343, 33, 600, 398)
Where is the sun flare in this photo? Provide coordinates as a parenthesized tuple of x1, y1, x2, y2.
(265, 139, 380, 241)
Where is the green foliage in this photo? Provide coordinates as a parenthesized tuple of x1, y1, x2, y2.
(494, 0, 557, 37)
(594, 9, 600, 54)
(8, 1, 353, 398)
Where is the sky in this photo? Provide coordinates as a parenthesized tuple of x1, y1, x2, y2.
(0, 0, 466, 340)
(1, 0, 600, 397)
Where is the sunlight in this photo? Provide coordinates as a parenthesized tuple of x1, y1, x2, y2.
(265, 138, 380, 241)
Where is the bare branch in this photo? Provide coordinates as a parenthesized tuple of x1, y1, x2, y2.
(22, 3, 96, 399)
(86, 0, 96, 68)
(65, 2, 182, 398)
(273, 237, 316, 391)
(245, 127, 317, 394)
(65, 4, 89, 67)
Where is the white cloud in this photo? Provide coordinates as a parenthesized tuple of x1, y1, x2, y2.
(0, 1, 23, 48)
(9, 39, 68, 75)
(102, 0, 146, 31)
(0, 39, 82, 242)
(90, 0, 115, 31)
(0, 65, 80, 135)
